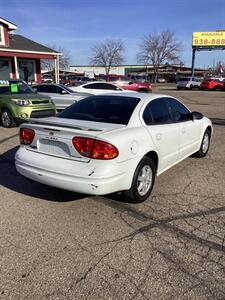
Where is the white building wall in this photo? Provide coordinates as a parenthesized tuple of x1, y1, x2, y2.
(69, 65, 125, 76)
(69, 65, 152, 77)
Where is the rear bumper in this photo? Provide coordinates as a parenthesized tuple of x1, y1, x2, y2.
(15, 147, 135, 195)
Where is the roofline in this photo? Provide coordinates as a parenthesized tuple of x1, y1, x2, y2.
(70, 64, 151, 68)
(0, 17, 17, 30)
(70, 64, 205, 70)
(0, 48, 61, 56)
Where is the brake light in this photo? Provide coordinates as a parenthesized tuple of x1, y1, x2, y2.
(20, 128, 35, 145)
(72, 137, 95, 157)
(72, 137, 118, 160)
(92, 140, 118, 159)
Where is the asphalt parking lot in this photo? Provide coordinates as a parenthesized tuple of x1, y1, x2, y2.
(0, 85, 225, 299)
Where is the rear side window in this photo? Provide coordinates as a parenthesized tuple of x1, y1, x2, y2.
(148, 98, 172, 124)
(143, 104, 154, 125)
(58, 95, 140, 125)
(178, 77, 190, 82)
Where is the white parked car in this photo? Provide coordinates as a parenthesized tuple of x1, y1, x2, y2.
(33, 84, 91, 110)
(69, 81, 131, 95)
(177, 77, 202, 90)
(15, 93, 212, 203)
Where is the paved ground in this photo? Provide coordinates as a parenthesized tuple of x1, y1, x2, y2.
(0, 86, 225, 299)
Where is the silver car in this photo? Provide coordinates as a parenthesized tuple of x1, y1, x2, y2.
(33, 84, 91, 110)
(177, 77, 202, 90)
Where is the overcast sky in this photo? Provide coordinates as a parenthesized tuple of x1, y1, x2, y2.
(2, 0, 225, 68)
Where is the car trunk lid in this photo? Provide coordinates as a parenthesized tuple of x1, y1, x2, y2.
(21, 117, 125, 162)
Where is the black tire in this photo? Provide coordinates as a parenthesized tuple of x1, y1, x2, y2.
(193, 129, 211, 158)
(0, 108, 16, 128)
(213, 85, 221, 91)
(138, 89, 148, 93)
(123, 156, 156, 203)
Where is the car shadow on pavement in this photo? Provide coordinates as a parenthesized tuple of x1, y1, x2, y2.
(0, 146, 87, 202)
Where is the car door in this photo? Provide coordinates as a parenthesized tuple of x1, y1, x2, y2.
(42, 85, 73, 110)
(165, 97, 201, 159)
(143, 98, 180, 173)
(52, 86, 77, 110)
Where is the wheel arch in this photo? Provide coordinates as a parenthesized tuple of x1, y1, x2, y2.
(144, 150, 159, 173)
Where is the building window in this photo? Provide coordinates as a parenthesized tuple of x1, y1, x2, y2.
(18, 60, 35, 82)
(0, 25, 5, 46)
(0, 59, 11, 78)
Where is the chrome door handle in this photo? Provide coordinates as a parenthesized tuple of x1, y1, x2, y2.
(156, 133, 162, 140)
(181, 127, 186, 134)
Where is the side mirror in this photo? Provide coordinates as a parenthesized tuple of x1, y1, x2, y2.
(191, 111, 203, 120)
(33, 88, 38, 93)
(129, 81, 133, 85)
(61, 90, 67, 94)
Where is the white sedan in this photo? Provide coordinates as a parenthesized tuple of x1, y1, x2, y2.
(15, 93, 212, 203)
(69, 81, 131, 95)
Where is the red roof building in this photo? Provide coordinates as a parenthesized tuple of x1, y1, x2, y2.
(0, 17, 61, 83)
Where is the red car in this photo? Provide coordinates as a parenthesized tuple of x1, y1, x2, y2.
(200, 78, 224, 90)
(61, 75, 91, 86)
(105, 74, 152, 93)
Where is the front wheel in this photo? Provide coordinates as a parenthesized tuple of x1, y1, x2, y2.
(193, 129, 211, 158)
(123, 157, 156, 203)
(1, 108, 16, 128)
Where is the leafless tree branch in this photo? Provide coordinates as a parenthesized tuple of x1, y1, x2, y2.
(90, 39, 125, 75)
(41, 44, 71, 72)
(137, 30, 183, 82)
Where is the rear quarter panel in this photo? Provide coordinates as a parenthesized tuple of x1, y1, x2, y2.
(99, 126, 159, 167)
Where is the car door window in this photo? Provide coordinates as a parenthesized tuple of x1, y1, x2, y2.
(45, 85, 61, 93)
(101, 83, 122, 90)
(83, 83, 121, 90)
(166, 98, 191, 123)
(149, 98, 172, 124)
(35, 85, 47, 92)
(83, 83, 99, 89)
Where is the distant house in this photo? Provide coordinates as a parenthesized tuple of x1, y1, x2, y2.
(0, 17, 60, 83)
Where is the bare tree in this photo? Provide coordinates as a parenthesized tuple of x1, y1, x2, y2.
(41, 44, 71, 72)
(137, 30, 183, 82)
(90, 39, 125, 75)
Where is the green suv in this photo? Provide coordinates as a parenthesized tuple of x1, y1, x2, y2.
(0, 79, 56, 128)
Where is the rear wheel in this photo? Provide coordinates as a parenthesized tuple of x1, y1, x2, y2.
(123, 157, 156, 203)
(1, 108, 16, 128)
(193, 129, 211, 158)
(138, 89, 148, 93)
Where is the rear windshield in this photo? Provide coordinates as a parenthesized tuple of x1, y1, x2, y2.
(58, 95, 140, 125)
(178, 77, 191, 82)
(0, 80, 34, 94)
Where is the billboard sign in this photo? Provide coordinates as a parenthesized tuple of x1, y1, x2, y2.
(192, 32, 225, 47)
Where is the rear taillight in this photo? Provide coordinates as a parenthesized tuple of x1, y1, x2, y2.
(72, 137, 95, 157)
(20, 128, 35, 145)
(72, 137, 118, 160)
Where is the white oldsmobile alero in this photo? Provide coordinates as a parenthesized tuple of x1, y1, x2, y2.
(15, 93, 212, 203)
